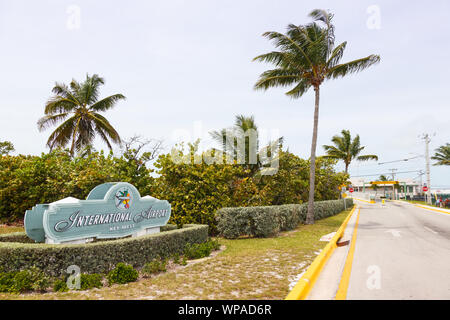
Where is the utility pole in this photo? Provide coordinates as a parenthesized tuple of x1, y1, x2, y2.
(388, 168, 398, 200)
(421, 134, 432, 204)
(388, 168, 398, 181)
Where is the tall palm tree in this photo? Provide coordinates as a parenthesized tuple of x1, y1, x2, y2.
(38, 74, 125, 155)
(253, 9, 380, 224)
(431, 143, 450, 166)
(323, 129, 378, 173)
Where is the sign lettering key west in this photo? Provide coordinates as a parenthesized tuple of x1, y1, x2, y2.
(24, 182, 171, 244)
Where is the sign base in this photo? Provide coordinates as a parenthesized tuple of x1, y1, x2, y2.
(45, 237, 94, 245)
(133, 227, 160, 238)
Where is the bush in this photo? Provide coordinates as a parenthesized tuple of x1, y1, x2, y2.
(141, 258, 167, 276)
(0, 267, 50, 293)
(183, 239, 221, 260)
(0, 150, 155, 223)
(80, 273, 103, 290)
(216, 199, 353, 239)
(53, 279, 69, 292)
(0, 224, 208, 277)
(107, 263, 138, 285)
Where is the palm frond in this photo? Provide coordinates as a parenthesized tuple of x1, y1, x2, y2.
(261, 31, 314, 68)
(89, 112, 121, 145)
(254, 69, 303, 91)
(89, 94, 126, 112)
(37, 113, 70, 131)
(285, 79, 312, 98)
(357, 154, 379, 161)
(46, 116, 78, 151)
(326, 41, 347, 68)
(327, 55, 380, 79)
(79, 74, 105, 106)
(431, 143, 450, 166)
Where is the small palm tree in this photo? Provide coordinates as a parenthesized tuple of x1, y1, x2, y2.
(323, 130, 378, 173)
(210, 115, 282, 176)
(253, 9, 380, 224)
(38, 74, 125, 155)
(431, 143, 450, 166)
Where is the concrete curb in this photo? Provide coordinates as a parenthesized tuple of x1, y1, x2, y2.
(285, 205, 358, 300)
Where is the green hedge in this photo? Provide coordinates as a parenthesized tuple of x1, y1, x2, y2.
(216, 199, 353, 238)
(0, 224, 208, 277)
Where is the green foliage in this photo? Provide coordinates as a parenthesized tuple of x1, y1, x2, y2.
(323, 130, 378, 172)
(432, 143, 450, 166)
(53, 279, 69, 292)
(253, 10, 380, 95)
(142, 258, 167, 276)
(183, 239, 221, 260)
(0, 149, 154, 223)
(0, 267, 50, 293)
(80, 273, 103, 290)
(152, 143, 248, 234)
(0, 141, 14, 156)
(216, 199, 353, 239)
(0, 224, 208, 277)
(38, 74, 125, 154)
(152, 145, 348, 235)
(107, 263, 138, 285)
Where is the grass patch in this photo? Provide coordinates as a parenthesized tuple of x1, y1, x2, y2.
(401, 200, 430, 206)
(0, 226, 24, 235)
(0, 207, 353, 300)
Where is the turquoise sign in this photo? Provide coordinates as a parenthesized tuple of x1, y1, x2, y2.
(24, 182, 171, 244)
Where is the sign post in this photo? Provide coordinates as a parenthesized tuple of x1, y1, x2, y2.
(24, 182, 171, 244)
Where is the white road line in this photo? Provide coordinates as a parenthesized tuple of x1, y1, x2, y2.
(423, 226, 438, 234)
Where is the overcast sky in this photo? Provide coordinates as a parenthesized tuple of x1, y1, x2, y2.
(0, 0, 449, 188)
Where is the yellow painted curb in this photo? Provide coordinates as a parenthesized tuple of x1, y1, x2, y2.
(285, 205, 357, 300)
(414, 204, 450, 215)
(335, 208, 361, 300)
(353, 198, 373, 204)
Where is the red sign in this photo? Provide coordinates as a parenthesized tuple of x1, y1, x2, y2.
(423, 186, 428, 192)
(349, 187, 354, 193)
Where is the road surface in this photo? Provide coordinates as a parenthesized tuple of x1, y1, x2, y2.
(346, 200, 450, 299)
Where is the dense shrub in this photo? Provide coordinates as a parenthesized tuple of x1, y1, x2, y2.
(0, 145, 348, 236)
(0, 267, 50, 293)
(80, 273, 103, 290)
(107, 263, 138, 285)
(0, 149, 154, 223)
(141, 258, 167, 276)
(152, 146, 348, 235)
(216, 199, 353, 239)
(0, 224, 208, 277)
(53, 279, 69, 292)
(183, 239, 221, 259)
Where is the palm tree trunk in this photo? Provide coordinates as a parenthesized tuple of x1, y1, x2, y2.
(306, 86, 320, 224)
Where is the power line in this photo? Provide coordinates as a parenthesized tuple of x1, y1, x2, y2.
(378, 155, 422, 165)
(350, 170, 422, 178)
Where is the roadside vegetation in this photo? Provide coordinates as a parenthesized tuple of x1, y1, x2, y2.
(0, 208, 352, 300)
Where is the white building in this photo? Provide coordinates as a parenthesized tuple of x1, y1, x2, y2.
(348, 177, 422, 199)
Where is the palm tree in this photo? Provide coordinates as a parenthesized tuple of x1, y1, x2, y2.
(253, 9, 380, 224)
(431, 143, 450, 166)
(38, 74, 125, 155)
(210, 115, 282, 176)
(323, 130, 378, 173)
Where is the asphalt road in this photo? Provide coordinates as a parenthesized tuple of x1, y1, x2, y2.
(346, 200, 450, 299)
